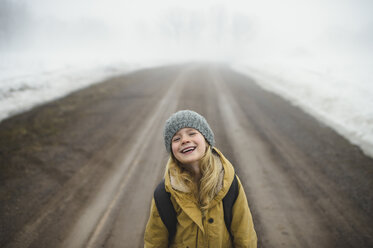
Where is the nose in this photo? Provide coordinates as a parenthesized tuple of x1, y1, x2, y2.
(181, 136, 190, 144)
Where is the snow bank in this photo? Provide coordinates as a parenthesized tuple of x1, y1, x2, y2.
(0, 55, 156, 122)
(233, 59, 373, 158)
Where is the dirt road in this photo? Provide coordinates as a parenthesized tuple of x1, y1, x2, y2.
(0, 64, 372, 248)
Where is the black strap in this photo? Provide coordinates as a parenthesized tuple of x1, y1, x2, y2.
(222, 174, 239, 242)
(153, 175, 239, 243)
(154, 179, 177, 243)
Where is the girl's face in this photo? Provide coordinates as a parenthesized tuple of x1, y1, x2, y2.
(171, 128, 207, 166)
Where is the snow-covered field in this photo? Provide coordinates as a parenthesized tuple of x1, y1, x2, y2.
(233, 58, 373, 158)
(0, 55, 153, 122)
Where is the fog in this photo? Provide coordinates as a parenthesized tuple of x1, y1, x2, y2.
(2, 0, 372, 63)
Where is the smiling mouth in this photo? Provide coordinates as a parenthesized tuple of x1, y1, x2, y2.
(181, 147, 196, 153)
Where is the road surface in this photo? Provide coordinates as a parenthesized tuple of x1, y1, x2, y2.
(0, 63, 372, 248)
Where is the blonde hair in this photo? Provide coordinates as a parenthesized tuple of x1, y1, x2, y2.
(166, 145, 220, 217)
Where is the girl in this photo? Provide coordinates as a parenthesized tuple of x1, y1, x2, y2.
(144, 110, 257, 248)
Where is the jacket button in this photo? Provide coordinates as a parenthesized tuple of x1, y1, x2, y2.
(208, 218, 214, 223)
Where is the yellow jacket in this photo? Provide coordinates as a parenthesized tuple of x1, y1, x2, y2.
(144, 148, 257, 248)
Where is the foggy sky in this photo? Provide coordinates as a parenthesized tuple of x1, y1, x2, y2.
(1, 0, 372, 62)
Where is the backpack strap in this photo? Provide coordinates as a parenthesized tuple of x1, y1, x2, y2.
(222, 174, 239, 242)
(154, 179, 177, 243)
(154, 175, 239, 244)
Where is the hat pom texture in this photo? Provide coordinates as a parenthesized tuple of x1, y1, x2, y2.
(164, 110, 215, 153)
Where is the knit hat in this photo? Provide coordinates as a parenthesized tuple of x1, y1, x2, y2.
(164, 110, 215, 153)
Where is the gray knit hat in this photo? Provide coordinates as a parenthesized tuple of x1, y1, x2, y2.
(164, 110, 215, 153)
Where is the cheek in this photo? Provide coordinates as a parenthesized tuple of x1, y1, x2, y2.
(171, 142, 178, 154)
(197, 136, 207, 150)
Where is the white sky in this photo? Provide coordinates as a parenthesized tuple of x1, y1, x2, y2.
(2, 0, 369, 62)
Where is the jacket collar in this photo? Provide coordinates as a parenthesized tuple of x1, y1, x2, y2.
(164, 147, 235, 232)
(168, 152, 224, 194)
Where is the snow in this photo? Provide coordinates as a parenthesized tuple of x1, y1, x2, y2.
(0, 54, 155, 122)
(233, 57, 373, 157)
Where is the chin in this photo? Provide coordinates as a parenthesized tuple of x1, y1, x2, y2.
(176, 156, 198, 165)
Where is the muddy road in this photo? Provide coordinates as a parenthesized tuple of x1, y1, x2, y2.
(0, 64, 372, 248)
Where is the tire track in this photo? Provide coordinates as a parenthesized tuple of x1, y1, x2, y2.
(210, 65, 373, 247)
(210, 67, 333, 247)
(61, 65, 197, 248)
